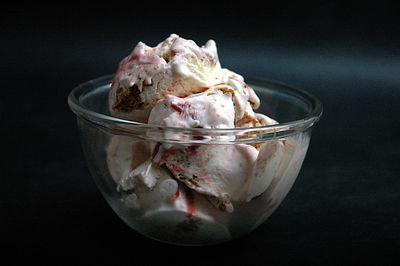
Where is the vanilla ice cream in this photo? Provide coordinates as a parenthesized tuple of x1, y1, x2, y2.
(106, 34, 306, 242)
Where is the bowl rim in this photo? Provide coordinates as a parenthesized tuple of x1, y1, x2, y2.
(68, 74, 323, 141)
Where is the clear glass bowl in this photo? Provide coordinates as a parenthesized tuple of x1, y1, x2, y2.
(68, 74, 322, 246)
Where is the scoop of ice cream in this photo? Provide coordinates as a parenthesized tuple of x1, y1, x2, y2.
(109, 34, 261, 123)
(152, 143, 259, 211)
(114, 157, 232, 243)
(148, 89, 235, 129)
(109, 34, 223, 122)
(146, 84, 274, 144)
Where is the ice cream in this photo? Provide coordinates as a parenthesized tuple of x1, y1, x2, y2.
(109, 33, 261, 125)
(106, 34, 303, 242)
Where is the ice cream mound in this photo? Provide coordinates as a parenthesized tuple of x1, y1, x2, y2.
(109, 33, 274, 128)
(106, 35, 300, 241)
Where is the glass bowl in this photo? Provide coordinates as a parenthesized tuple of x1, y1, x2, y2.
(68, 74, 322, 246)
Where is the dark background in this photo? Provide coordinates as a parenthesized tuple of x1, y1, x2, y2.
(2, 1, 399, 264)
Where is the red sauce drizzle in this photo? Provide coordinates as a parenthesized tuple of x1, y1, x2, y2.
(183, 186, 196, 218)
(172, 188, 180, 199)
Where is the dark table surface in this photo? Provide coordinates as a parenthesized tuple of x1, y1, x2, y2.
(2, 3, 400, 265)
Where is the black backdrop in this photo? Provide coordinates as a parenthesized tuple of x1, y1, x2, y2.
(2, 1, 400, 264)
